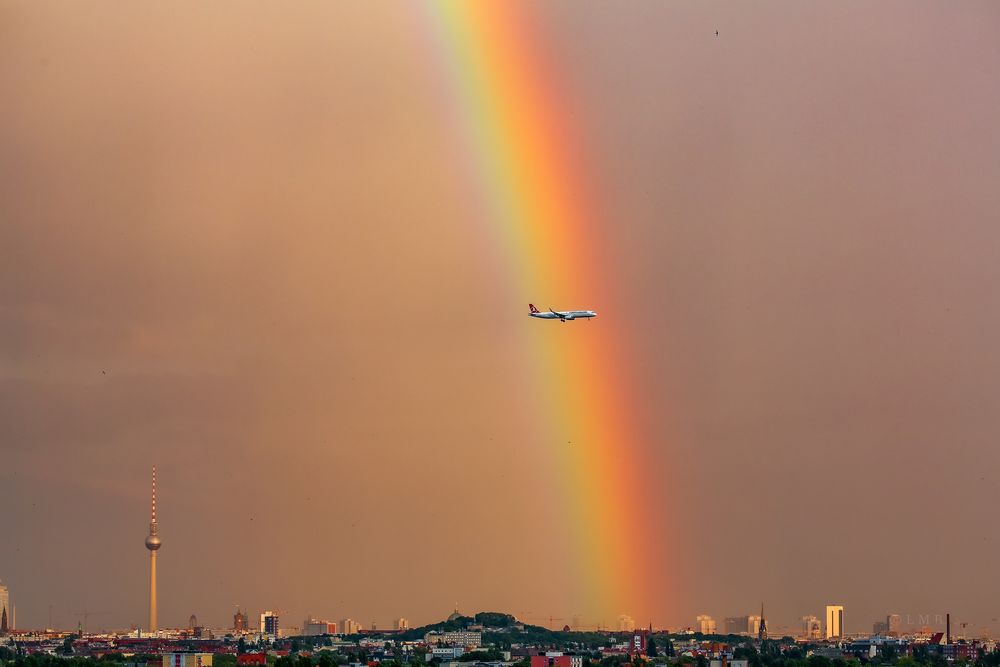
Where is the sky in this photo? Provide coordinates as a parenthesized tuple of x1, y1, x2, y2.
(2, 0, 1000, 636)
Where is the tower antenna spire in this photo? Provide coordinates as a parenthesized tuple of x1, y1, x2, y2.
(151, 465, 157, 529)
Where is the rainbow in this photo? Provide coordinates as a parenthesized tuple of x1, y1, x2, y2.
(418, 2, 665, 623)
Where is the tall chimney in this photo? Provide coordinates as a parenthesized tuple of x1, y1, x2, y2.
(946, 613, 951, 644)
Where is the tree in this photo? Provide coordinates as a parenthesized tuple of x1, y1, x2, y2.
(60, 637, 75, 656)
(647, 637, 658, 658)
(807, 655, 833, 667)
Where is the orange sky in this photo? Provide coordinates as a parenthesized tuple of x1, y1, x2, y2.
(2, 1, 1000, 634)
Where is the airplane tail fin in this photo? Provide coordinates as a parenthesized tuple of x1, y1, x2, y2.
(528, 303, 540, 314)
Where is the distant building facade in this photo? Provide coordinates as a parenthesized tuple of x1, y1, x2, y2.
(162, 654, 213, 667)
(0, 581, 11, 633)
(530, 654, 583, 667)
(630, 631, 648, 655)
(887, 614, 902, 636)
(303, 617, 336, 636)
(825, 606, 844, 639)
(340, 619, 362, 635)
(802, 616, 822, 640)
(395, 618, 410, 631)
(260, 611, 279, 636)
(725, 617, 749, 635)
(425, 630, 482, 647)
(618, 615, 636, 632)
(431, 648, 465, 660)
(697, 615, 717, 635)
(234, 609, 248, 634)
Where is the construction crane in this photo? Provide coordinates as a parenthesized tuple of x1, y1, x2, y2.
(523, 614, 565, 629)
(71, 609, 111, 634)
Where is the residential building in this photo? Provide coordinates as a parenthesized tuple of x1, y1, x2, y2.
(260, 611, 279, 637)
(530, 654, 583, 667)
(162, 654, 213, 667)
(424, 630, 482, 647)
(697, 615, 717, 635)
(887, 615, 902, 637)
(395, 618, 409, 631)
(748, 616, 761, 637)
(618, 615, 636, 632)
(431, 648, 465, 660)
(340, 619, 362, 635)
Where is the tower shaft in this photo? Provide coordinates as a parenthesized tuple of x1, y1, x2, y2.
(149, 550, 157, 632)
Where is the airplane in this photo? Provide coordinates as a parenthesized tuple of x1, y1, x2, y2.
(529, 303, 597, 322)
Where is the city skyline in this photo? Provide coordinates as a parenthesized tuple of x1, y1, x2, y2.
(3, 0, 1000, 636)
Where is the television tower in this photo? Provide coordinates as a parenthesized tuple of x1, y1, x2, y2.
(144, 466, 161, 633)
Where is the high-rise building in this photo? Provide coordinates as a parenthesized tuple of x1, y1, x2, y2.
(618, 615, 636, 632)
(697, 615, 717, 635)
(234, 608, 248, 633)
(189, 614, 199, 630)
(144, 466, 162, 633)
(725, 617, 750, 635)
(825, 605, 844, 639)
(887, 614, 902, 637)
(260, 611, 280, 636)
(801, 616, 822, 639)
(395, 618, 410, 631)
(873, 621, 888, 636)
(0, 581, 10, 634)
(340, 618, 361, 635)
(748, 616, 762, 637)
(629, 630, 648, 655)
(303, 617, 335, 636)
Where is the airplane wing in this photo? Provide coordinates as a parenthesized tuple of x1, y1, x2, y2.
(549, 307, 566, 317)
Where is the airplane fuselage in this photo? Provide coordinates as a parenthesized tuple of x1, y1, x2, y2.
(529, 305, 597, 321)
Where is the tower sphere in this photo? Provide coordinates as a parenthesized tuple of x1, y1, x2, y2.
(145, 534, 161, 550)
